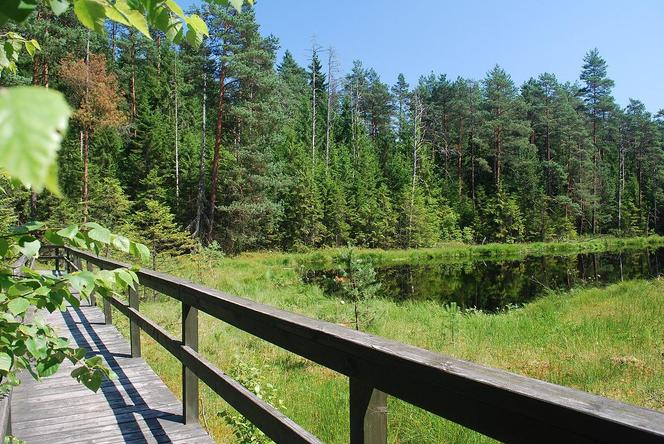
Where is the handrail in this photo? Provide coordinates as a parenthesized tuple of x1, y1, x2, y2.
(58, 246, 664, 443)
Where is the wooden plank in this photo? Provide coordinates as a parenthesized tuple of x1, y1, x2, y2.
(0, 392, 11, 442)
(72, 247, 664, 443)
(10, 302, 212, 444)
(12, 401, 182, 433)
(86, 261, 96, 306)
(349, 378, 387, 444)
(182, 301, 199, 425)
(103, 293, 113, 324)
(129, 285, 141, 358)
(86, 426, 211, 444)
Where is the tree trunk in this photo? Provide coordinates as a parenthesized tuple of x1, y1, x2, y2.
(208, 34, 228, 242)
(156, 34, 161, 75)
(174, 50, 180, 210)
(83, 127, 90, 223)
(311, 51, 317, 171)
(457, 118, 464, 198)
(130, 33, 137, 136)
(42, 60, 49, 88)
(110, 23, 116, 63)
(194, 74, 207, 240)
(325, 49, 334, 172)
(618, 144, 624, 231)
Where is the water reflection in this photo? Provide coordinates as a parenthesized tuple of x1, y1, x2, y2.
(306, 248, 664, 312)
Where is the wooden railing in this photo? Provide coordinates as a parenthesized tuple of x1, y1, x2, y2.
(49, 246, 664, 443)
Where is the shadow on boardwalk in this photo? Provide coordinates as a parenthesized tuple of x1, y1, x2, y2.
(11, 301, 213, 444)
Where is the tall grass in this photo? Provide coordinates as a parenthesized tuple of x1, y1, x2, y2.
(108, 240, 664, 443)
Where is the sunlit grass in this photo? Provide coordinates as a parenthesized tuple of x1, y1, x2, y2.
(109, 241, 664, 443)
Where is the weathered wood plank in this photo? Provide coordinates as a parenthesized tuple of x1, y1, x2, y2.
(182, 301, 199, 425)
(349, 378, 387, 444)
(10, 302, 213, 444)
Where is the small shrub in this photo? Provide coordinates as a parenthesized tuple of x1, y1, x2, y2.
(218, 358, 286, 444)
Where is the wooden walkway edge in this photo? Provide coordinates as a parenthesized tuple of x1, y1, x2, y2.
(11, 301, 214, 444)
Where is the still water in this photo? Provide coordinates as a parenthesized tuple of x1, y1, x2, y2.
(306, 248, 664, 312)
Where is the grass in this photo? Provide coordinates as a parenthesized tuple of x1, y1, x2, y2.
(106, 238, 664, 443)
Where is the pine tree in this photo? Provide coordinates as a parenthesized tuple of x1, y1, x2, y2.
(579, 48, 616, 234)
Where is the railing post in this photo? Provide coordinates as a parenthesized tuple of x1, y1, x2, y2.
(64, 249, 71, 274)
(349, 378, 387, 444)
(129, 285, 141, 358)
(86, 261, 96, 306)
(103, 289, 112, 325)
(54, 247, 60, 275)
(182, 302, 199, 424)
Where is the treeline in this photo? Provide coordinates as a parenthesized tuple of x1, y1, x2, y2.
(2, 3, 664, 254)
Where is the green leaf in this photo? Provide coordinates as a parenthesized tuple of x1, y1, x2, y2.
(85, 355, 102, 367)
(11, 221, 44, 234)
(25, 337, 47, 359)
(112, 0, 150, 38)
(87, 225, 111, 244)
(0, 238, 8, 258)
(115, 269, 134, 289)
(8, 297, 30, 315)
(44, 229, 64, 246)
(111, 234, 130, 252)
(81, 371, 102, 392)
(24, 39, 37, 57)
(0, 352, 12, 371)
(0, 0, 39, 23)
(165, 18, 183, 43)
(185, 27, 203, 48)
(73, 0, 106, 34)
(19, 239, 40, 258)
(49, 0, 69, 16)
(130, 241, 150, 263)
(229, 0, 243, 12)
(165, 0, 184, 18)
(186, 14, 208, 36)
(0, 87, 71, 194)
(36, 357, 60, 377)
(63, 289, 80, 308)
(57, 224, 79, 239)
(66, 271, 95, 292)
(104, 4, 130, 26)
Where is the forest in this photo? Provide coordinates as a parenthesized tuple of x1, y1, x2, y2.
(2, 2, 664, 256)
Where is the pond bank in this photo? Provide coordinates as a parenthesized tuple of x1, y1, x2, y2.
(269, 235, 664, 269)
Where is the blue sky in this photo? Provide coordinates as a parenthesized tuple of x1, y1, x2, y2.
(184, 0, 664, 112)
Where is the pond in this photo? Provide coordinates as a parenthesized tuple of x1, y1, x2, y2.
(305, 248, 664, 311)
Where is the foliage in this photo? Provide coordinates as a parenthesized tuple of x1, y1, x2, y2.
(217, 357, 286, 444)
(0, 87, 70, 194)
(332, 247, 381, 330)
(2, 0, 664, 255)
(0, 0, 221, 413)
(58, 53, 126, 132)
(131, 199, 197, 260)
(0, 220, 149, 394)
(0, 0, 250, 195)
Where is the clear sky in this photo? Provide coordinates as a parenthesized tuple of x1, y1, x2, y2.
(185, 0, 664, 112)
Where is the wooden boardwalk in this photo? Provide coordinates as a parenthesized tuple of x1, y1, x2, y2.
(11, 300, 214, 444)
